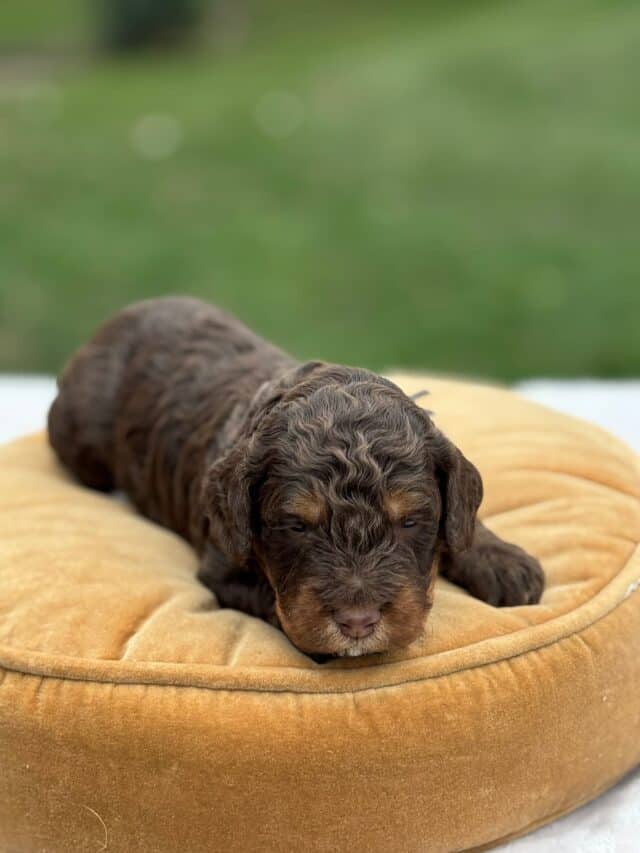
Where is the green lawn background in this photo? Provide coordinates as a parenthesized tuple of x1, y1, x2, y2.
(0, 0, 638, 380)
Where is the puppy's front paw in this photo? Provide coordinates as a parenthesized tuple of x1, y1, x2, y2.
(450, 541, 544, 607)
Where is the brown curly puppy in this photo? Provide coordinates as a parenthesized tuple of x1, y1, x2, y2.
(48, 297, 544, 657)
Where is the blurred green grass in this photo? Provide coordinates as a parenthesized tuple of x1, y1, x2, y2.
(0, 0, 639, 379)
(0, 0, 88, 47)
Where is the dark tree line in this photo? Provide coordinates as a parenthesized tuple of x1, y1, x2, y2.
(98, 0, 208, 51)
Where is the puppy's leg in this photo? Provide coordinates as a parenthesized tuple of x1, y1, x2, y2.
(197, 545, 278, 625)
(439, 521, 544, 606)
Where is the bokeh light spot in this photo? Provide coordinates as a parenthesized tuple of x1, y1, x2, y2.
(130, 114, 184, 160)
(13, 82, 64, 124)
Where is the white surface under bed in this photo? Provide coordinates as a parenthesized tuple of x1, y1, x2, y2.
(1, 374, 639, 852)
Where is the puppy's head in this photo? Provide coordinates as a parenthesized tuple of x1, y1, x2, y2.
(203, 363, 482, 657)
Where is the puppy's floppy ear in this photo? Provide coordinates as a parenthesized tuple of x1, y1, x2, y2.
(201, 439, 258, 567)
(433, 430, 483, 554)
(201, 360, 326, 566)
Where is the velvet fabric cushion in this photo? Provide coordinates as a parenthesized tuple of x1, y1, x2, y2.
(1, 375, 639, 853)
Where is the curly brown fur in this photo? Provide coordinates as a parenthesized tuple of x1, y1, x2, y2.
(48, 297, 544, 657)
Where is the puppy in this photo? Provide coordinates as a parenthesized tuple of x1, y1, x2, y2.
(48, 297, 544, 657)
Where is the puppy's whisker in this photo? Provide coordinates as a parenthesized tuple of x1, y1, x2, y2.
(410, 389, 430, 401)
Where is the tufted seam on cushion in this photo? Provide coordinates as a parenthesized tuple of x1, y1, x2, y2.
(0, 545, 638, 695)
(492, 467, 640, 500)
(482, 500, 640, 539)
(115, 595, 174, 660)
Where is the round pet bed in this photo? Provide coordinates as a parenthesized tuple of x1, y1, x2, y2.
(1, 375, 639, 853)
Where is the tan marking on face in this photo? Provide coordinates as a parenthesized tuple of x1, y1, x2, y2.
(384, 490, 424, 522)
(285, 491, 327, 526)
(276, 583, 330, 654)
(381, 583, 431, 650)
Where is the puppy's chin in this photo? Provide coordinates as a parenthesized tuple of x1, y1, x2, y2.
(335, 642, 385, 658)
(278, 607, 424, 658)
(290, 627, 392, 658)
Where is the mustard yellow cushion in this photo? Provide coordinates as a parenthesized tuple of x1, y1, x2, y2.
(1, 375, 640, 853)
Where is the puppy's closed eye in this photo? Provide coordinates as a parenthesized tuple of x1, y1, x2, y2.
(268, 516, 309, 534)
(285, 492, 327, 527)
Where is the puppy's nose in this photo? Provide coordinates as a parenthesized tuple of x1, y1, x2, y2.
(335, 607, 381, 639)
